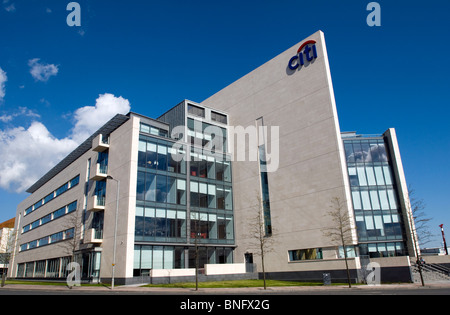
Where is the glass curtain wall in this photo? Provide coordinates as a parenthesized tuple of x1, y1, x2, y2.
(135, 123, 235, 272)
(343, 137, 408, 258)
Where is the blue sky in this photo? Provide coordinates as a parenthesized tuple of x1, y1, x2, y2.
(0, 0, 449, 248)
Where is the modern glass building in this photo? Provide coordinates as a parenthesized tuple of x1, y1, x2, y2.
(342, 132, 409, 258)
(10, 31, 420, 284)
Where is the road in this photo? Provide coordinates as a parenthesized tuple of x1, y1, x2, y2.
(1, 283, 450, 295)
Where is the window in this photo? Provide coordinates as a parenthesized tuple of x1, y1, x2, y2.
(187, 118, 227, 152)
(135, 207, 186, 242)
(140, 123, 168, 138)
(211, 111, 227, 124)
(55, 183, 69, 197)
(138, 137, 186, 174)
(289, 248, 323, 261)
(53, 206, 66, 220)
(44, 192, 55, 204)
(187, 104, 205, 118)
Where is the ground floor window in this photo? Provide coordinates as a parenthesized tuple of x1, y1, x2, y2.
(133, 245, 234, 276)
(15, 251, 101, 281)
(359, 242, 407, 258)
(288, 248, 323, 261)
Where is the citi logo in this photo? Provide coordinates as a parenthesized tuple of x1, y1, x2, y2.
(288, 40, 318, 71)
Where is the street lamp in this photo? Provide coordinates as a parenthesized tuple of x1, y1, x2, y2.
(106, 175, 120, 289)
(439, 224, 448, 255)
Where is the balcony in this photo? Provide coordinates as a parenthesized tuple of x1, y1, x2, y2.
(92, 134, 110, 152)
(87, 195, 105, 212)
(84, 228, 103, 244)
(90, 163, 108, 181)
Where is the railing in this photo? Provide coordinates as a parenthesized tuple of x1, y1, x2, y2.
(96, 195, 105, 207)
(98, 163, 108, 175)
(94, 228, 103, 240)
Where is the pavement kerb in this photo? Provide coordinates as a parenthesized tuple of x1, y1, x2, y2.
(1, 282, 450, 293)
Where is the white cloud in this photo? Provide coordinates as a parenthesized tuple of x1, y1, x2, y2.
(28, 58, 59, 82)
(0, 93, 131, 193)
(0, 67, 7, 101)
(71, 93, 131, 143)
(0, 107, 40, 123)
(3, 0, 15, 12)
(0, 122, 78, 192)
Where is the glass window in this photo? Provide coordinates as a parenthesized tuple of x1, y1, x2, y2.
(208, 184, 216, 208)
(177, 179, 186, 205)
(348, 167, 358, 186)
(153, 246, 164, 269)
(207, 156, 215, 179)
(156, 175, 167, 203)
(387, 189, 398, 209)
(361, 142, 371, 163)
(199, 183, 208, 208)
(31, 220, 40, 229)
(357, 167, 367, 186)
(69, 175, 80, 188)
(216, 186, 225, 210)
(136, 171, 145, 200)
(55, 183, 68, 196)
(365, 167, 376, 186)
(167, 177, 177, 204)
(190, 181, 199, 207)
(141, 246, 153, 269)
(374, 166, 385, 185)
(351, 191, 362, 210)
(369, 190, 380, 210)
(164, 247, 174, 269)
(157, 145, 167, 171)
(353, 142, 364, 163)
(138, 140, 147, 167)
(168, 146, 186, 174)
(53, 206, 66, 219)
(344, 143, 355, 163)
(144, 173, 155, 202)
(145, 142, 157, 169)
(44, 192, 55, 204)
(51, 231, 64, 243)
(383, 166, 393, 185)
(187, 104, 205, 118)
(378, 189, 390, 210)
(41, 214, 51, 225)
(288, 248, 323, 261)
(371, 143, 388, 163)
(360, 190, 371, 210)
(211, 111, 227, 124)
(67, 201, 77, 213)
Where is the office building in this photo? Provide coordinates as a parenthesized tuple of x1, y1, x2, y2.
(9, 31, 420, 284)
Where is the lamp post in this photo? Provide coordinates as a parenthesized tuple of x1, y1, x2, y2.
(106, 175, 120, 289)
(439, 224, 448, 255)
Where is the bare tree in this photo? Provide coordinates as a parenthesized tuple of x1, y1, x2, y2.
(246, 194, 274, 290)
(322, 197, 354, 288)
(408, 186, 435, 247)
(57, 200, 84, 264)
(404, 186, 432, 287)
(0, 228, 16, 287)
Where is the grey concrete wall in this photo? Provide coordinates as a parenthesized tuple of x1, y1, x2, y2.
(201, 31, 356, 274)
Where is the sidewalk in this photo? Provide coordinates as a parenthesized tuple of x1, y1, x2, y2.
(2, 281, 450, 294)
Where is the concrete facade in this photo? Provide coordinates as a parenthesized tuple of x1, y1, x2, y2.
(201, 30, 359, 274)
